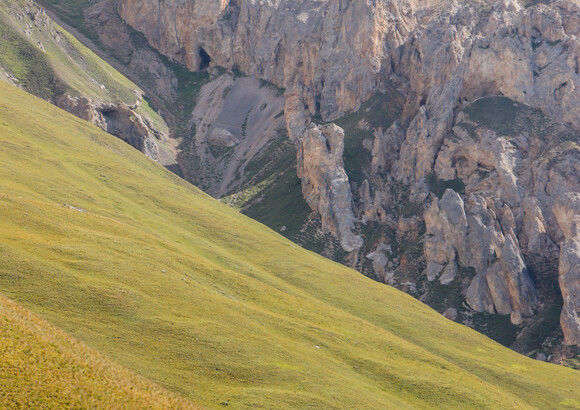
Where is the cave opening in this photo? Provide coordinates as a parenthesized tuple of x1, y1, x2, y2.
(198, 47, 211, 70)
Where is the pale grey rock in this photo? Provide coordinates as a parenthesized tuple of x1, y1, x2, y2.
(426, 190, 538, 315)
(367, 243, 394, 284)
(297, 123, 362, 251)
(440, 262, 458, 285)
(207, 128, 239, 148)
(371, 122, 405, 175)
(466, 273, 496, 314)
(554, 193, 580, 240)
(554, 193, 580, 345)
(521, 197, 558, 258)
(443, 307, 458, 321)
(424, 189, 468, 267)
(426, 261, 444, 282)
(56, 94, 160, 161)
(536, 352, 547, 361)
(511, 311, 523, 326)
(559, 239, 580, 345)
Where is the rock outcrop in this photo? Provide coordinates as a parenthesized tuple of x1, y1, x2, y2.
(56, 95, 160, 160)
(297, 123, 362, 251)
(118, 0, 416, 122)
(554, 193, 580, 345)
(425, 190, 538, 317)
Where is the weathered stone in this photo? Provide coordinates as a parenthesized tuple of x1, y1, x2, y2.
(511, 311, 523, 326)
(118, 0, 417, 123)
(366, 243, 394, 284)
(426, 190, 538, 316)
(443, 307, 458, 321)
(554, 193, 580, 346)
(297, 123, 362, 251)
(56, 95, 160, 161)
(426, 261, 444, 282)
(440, 262, 458, 285)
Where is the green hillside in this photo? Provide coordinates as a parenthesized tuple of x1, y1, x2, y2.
(0, 80, 579, 408)
(0, 294, 196, 408)
(0, 0, 133, 103)
(0, 0, 168, 135)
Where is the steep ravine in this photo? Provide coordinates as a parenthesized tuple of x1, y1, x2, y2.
(31, 0, 580, 366)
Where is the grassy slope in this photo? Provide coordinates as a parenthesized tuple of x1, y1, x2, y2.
(0, 81, 579, 408)
(0, 0, 166, 131)
(0, 294, 196, 408)
(0, 1, 133, 103)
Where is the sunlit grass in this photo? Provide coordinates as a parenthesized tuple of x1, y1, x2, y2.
(0, 294, 197, 408)
(0, 81, 579, 408)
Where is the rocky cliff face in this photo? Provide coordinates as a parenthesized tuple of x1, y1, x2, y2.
(425, 189, 539, 317)
(554, 193, 580, 345)
(72, 0, 580, 362)
(55, 95, 161, 160)
(118, 0, 417, 123)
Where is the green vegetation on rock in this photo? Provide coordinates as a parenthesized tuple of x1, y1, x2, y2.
(334, 88, 404, 184)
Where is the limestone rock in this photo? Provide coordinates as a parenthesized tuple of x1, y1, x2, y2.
(425, 190, 538, 315)
(554, 193, 580, 240)
(118, 0, 417, 122)
(511, 311, 523, 326)
(101, 103, 160, 161)
(521, 197, 558, 259)
(297, 123, 362, 251)
(371, 122, 405, 175)
(56, 94, 108, 130)
(558, 239, 580, 346)
(554, 193, 580, 345)
(440, 262, 458, 285)
(56, 95, 160, 161)
(366, 243, 394, 284)
(443, 308, 458, 321)
(207, 128, 239, 148)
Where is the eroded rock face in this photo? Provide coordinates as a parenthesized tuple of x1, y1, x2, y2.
(181, 72, 286, 196)
(421, 98, 578, 331)
(84, 0, 178, 103)
(118, 0, 418, 122)
(554, 193, 580, 345)
(395, 0, 580, 183)
(56, 95, 160, 161)
(297, 123, 362, 251)
(425, 190, 538, 317)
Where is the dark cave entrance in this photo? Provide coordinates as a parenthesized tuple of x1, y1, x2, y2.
(198, 47, 211, 70)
